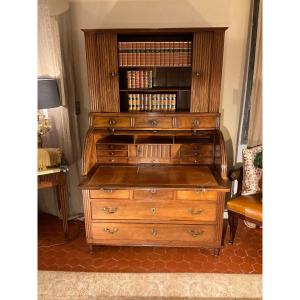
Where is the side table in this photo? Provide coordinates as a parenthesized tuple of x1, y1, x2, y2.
(38, 167, 69, 240)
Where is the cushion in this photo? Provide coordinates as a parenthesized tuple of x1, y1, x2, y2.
(241, 145, 262, 195)
(227, 194, 262, 222)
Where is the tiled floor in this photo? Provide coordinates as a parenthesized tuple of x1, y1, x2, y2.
(38, 213, 262, 273)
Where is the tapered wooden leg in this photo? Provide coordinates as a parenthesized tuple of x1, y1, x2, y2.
(56, 173, 69, 241)
(228, 212, 238, 244)
(213, 248, 220, 256)
(221, 218, 228, 246)
(89, 245, 94, 254)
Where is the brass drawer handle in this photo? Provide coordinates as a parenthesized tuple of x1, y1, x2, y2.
(103, 207, 118, 214)
(110, 152, 115, 156)
(108, 118, 117, 126)
(150, 207, 156, 214)
(188, 229, 203, 237)
(109, 159, 115, 163)
(151, 228, 157, 236)
(196, 188, 207, 193)
(150, 189, 156, 194)
(111, 72, 119, 77)
(193, 119, 200, 127)
(104, 227, 118, 234)
(188, 208, 203, 215)
(150, 119, 158, 126)
(195, 72, 201, 77)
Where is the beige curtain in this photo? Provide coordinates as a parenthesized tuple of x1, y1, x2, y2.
(38, 0, 83, 218)
(248, 0, 262, 147)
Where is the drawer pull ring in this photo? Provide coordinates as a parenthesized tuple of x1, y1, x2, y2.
(150, 207, 156, 214)
(188, 208, 203, 215)
(108, 118, 117, 126)
(188, 229, 203, 237)
(110, 152, 115, 156)
(151, 228, 157, 236)
(150, 189, 156, 194)
(103, 207, 118, 214)
(104, 227, 118, 234)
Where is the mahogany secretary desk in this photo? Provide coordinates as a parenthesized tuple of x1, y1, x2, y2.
(79, 28, 230, 255)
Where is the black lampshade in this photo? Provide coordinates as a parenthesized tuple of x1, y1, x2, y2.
(38, 78, 61, 109)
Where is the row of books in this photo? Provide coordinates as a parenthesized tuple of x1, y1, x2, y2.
(127, 70, 152, 89)
(128, 93, 176, 112)
(118, 41, 192, 66)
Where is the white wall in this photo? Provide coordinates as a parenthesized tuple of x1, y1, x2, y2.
(69, 0, 251, 167)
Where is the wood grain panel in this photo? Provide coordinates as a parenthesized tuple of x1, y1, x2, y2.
(133, 189, 173, 200)
(84, 32, 120, 112)
(215, 192, 225, 242)
(91, 222, 215, 244)
(90, 189, 130, 199)
(82, 190, 92, 242)
(191, 32, 213, 112)
(176, 190, 217, 201)
(91, 200, 216, 222)
(209, 31, 225, 112)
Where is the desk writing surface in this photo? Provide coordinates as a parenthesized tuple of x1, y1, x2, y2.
(80, 165, 223, 189)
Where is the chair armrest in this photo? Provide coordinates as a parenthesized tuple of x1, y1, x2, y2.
(228, 166, 243, 197)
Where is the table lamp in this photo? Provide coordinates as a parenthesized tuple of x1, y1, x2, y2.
(38, 78, 61, 147)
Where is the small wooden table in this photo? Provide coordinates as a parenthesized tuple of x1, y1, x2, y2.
(38, 167, 69, 240)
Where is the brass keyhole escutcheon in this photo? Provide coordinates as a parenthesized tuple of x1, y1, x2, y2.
(151, 228, 157, 236)
(150, 207, 156, 214)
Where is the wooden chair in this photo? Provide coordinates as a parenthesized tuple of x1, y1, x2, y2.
(227, 167, 262, 244)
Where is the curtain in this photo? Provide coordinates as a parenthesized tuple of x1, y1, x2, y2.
(38, 0, 83, 219)
(247, 0, 262, 147)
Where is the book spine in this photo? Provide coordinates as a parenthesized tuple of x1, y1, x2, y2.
(172, 94, 176, 111)
(173, 41, 179, 66)
(140, 94, 144, 111)
(136, 94, 140, 111)
(148, 94, 152, 112)
(140, 70, 144, 88)
(132, 42, 136, 66)
(131, 70, 135, 89)
(135, 70, 139, 88)
(183, 41, 188, 66)
(127, 42, 132, 66)
(118, 42, 122, 66)
(140, 42, 145, 66)
(188, 41, 192, 66)
(145, 42, 150, 66)
(178, 42, 182, 66)
(148, 70, 152, 88)
(152, 93, 156, 111)
(132, 94, 136, 111)
(127, 70, 131, 88)
(144, 70, 148, 88)
(136, 42, 141, 66)
(156, 94, 160, 111)
(144, 94, 148, 111)
(169, 41, 174, 66)
(128, 94, 133, 111)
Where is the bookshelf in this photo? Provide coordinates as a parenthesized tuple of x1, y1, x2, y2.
(117, 33, 193, 113)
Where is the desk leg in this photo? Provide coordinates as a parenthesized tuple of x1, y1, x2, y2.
(56, 174, 69, 241)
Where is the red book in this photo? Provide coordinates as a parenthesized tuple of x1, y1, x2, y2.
(183, 42, 188, 66)
(127, 42, 132, 66)
(174, 41, 179, 66)
(132, 42, 137, 66)
(165, 42, 170, 66)
(135, 70, 139, 88)
(136, 42, 141, 66)
(145, 42, 151, 66)
(169, 42, 174, 66)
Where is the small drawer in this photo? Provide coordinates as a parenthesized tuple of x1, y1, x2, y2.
(180, 144, 213, 156)
(93, 116, 131, 128)
(180, 157, 213, 164)
(97, 150, 128, 157)
(176, 116, 218, 129)
(134, 116, 173, 129)
(98, 157, 129, 164)
(133, 189, 174, 200)
(91, 222, 216, 244)
(96, 144, 128, 151)
(176, 190, 218, 201)
(90, 189, 130, 199)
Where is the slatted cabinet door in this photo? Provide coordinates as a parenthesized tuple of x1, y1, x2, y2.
(84, 32, 120, 112)
(190, 30, 225, 113)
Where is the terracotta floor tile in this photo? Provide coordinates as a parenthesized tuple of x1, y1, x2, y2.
(38, 213, 262, 274)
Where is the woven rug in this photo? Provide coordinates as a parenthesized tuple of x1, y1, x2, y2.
(38, 271, 262, 299)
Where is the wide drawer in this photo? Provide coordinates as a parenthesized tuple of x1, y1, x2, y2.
(97, 150, 128, 157)
(96, 144, 128, 150)
(176, 190, 218, 201)
(93, 116, 131, 128)
(133, 189, 173, 200)
(179, 157, 214, 164)
(176, 116, 218, 129)
(91, 222, 216, 244)
(90, 189, 130, 199)
(98, 157, 129, 164)
(91, 200, 216, 222)
(134, 116, 173, 128)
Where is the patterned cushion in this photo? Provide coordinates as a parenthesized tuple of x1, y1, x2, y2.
(241, 145, 262, 195)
